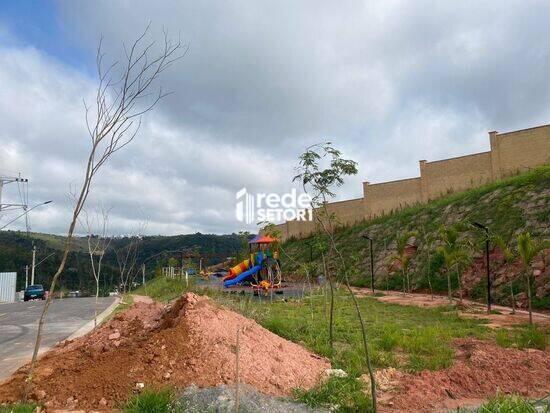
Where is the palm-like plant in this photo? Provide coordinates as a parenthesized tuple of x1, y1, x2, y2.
(420, 226, 435, 300)
(452, 247, 472, 304)
(493, 234, 517, 313)
(437, 225, 469, 303)
(516, 232, 544, 324)
(391, 231, 417, 294)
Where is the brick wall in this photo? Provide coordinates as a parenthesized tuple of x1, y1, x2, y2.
(419, 151, 493, 201)
(318, 198, 366, 226)
(491, 125, 550, 178)
(364, 177, 422, 218)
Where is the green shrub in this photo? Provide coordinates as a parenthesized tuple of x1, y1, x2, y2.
(532, 295, 550, 310)
(495, 325, 547, 350)
(402, 326, 455, 371)
(293, 376, 372, 412)
(123, 388, 174, 413)
(377, 324, 400, 351)
(0, 404, 38, 413)
(477, 393, 547, 412)
(132, 277, 194, 303)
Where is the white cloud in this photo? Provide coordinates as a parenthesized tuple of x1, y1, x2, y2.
(2, 1, 550, 235)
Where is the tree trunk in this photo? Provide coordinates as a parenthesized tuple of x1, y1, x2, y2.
(456, 266, 463, 305)
(427, 250, 433, 300)
(344, 280, 377, 412)
(510, 280, 516, 314)
(446, 270, 452, 303)
(525, 269, 533, 324)
(94, 278, 100, 327)
(322, 253, 334, 351)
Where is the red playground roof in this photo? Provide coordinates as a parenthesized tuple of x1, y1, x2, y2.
(248, 234, 277, 244)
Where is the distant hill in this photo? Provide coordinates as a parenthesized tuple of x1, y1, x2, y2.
(0, 231, 246, 292)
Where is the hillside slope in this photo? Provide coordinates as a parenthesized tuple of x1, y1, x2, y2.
(282, 165, 550, 309)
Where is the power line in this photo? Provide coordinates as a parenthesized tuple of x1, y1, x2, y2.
(0, 174, 29, 231)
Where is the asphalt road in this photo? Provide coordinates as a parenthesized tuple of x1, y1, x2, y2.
(0, 297, 116, 381)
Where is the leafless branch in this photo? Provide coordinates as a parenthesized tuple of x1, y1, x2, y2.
(26, 26, 183, 399)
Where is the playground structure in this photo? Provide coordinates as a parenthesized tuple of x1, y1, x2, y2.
(223, 235, 282, 291)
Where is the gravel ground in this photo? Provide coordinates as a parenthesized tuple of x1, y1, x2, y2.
(175, 384, 328, 412)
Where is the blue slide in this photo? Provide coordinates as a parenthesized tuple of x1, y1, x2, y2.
(223, 265, 261, 287)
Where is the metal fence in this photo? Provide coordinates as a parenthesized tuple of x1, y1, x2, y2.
(0, 272, 17, 303)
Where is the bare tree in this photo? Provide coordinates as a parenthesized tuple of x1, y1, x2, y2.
(25, 26, 183, 398)
(82, 206, 112, 327)
(115, 233, 143, 293)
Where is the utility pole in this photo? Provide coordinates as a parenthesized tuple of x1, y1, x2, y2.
(181, 251, 185, 278)
(31, 244, 36, 285)
(25, 265, 29, 288)
(0, 174, 29, 219)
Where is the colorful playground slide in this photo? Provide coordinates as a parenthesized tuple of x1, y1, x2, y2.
(223, 259, 250, 282)
(223, 264, 261, 287)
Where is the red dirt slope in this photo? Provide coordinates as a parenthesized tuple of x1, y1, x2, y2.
(383, 338, 550, 412)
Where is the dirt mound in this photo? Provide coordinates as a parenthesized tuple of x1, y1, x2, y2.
(383, 338, 550, 412)
(0, 293, 329, 411)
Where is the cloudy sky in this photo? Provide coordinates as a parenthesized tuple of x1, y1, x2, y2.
(1, 1, 550, 236)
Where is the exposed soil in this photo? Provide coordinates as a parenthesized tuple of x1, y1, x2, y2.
(352, 287, 550, 328)
(379, 338, 550, 412)
(462, 247, 550, 311)
(0, 293, 329, 411)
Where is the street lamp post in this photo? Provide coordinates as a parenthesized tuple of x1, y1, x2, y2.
(472, 222, 491, 313)
(362, 235, 375, 293)
(305, 241, 313, 262)
(31, 244, 36, 285)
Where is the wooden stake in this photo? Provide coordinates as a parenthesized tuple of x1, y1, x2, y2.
(235, 328, 240, 413)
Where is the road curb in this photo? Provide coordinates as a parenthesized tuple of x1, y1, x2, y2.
(66, 297, 121, 341)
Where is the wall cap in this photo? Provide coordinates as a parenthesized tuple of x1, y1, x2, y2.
(497, 123, 550, 137)
(423, 151, 491, 165)
(367, 176, 421, 186)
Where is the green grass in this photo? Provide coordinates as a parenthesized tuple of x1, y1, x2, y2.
(184, 284, 489, 374)
(127, 277, 550, 411)
(0, 404, 39, 413)
(294, 376, 372, 412)
(137, 277, 546, 373)
(106, 277, 194, 323)
(131, 276, 194, 303)
(123, 388, 174, 413)
(254, 291, 488, 374)
(495, 325, 547, 350)
(533, 295, 550, 310)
